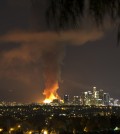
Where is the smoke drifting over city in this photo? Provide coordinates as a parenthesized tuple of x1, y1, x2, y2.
(0, 29, 103, 102)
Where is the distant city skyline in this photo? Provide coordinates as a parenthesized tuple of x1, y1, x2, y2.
(0, 86, 120, 107)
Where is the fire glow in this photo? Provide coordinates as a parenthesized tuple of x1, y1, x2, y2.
(43, 82, 59, 103)
(41, 45, 64, 104)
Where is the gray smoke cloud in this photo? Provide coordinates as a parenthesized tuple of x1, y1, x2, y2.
(0, 29, 103, 101)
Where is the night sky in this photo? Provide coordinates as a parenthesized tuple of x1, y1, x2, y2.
(0, 0, 120, 103)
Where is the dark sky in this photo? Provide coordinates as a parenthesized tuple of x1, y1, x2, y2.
(0, 0, 120, 103)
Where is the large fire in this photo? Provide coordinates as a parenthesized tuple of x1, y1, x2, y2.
(43, 82, 59, 103)
(42, 45, 63, 104)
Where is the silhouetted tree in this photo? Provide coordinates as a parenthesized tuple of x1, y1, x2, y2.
(31, 0, 120, 43)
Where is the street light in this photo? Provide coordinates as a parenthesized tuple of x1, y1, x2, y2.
(9, 128, 14, 134)
(43, 130, 48, 134)
(41, 129, 48, 134)
(29, 131, 32, 134)
(18, 125, 21, 128)
(0, 128, 3, 132)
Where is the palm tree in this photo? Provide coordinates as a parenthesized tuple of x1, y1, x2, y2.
(31, 1, 119, 26)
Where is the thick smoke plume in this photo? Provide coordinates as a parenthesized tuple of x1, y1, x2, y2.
(42, 45, 64, 101)
(0, 30, 103, 102)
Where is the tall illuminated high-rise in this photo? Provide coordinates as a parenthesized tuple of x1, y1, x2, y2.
(93, 87, 96, 98)
(99, 89, 104, 99)
(64, 95, 69, 104)
(103, 93, 110, 105)
(73, 96, 80, 105)
(93, 87, 96, 93)
(81, 92, 88, 105)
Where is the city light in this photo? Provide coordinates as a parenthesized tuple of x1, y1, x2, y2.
(10, 128, 14, 131)
(41, 129, 48, 134)
(0, 128, 3, 132)
(9, 128, 14, 134)
(43, 130, 48, 134)
(18, 125, 21, 128)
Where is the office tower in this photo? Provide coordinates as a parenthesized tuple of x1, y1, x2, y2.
(87, 91, 93, 105)
(103, 93, 110, 105)
(93, 87, 96, 92)
(94, 91, 99, 99)
(64, 94, 69, 104)
(114, 99, 120, 106)
(79, 96, 83, 105)
(81, 92, 88, 105)
(109, 98, 114, 106)
(99, 89, 104, 99)
(87, 91, 93, 100)
(73, 96, 80, 105)
(93, 87, 96, 99)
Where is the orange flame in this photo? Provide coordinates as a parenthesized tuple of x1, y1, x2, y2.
(43, 81, 59, 103)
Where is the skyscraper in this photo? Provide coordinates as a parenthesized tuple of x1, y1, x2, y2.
(93, 87, 97, 98)
(64, 95, 69, 104)
(99, 89, 104, 99)
(103, 93, 110, 105)
(93, 87, 96, 92)
(73, 96, 80, 105)
(81, 92, 88, 105)
(94, 91, 99, 99)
